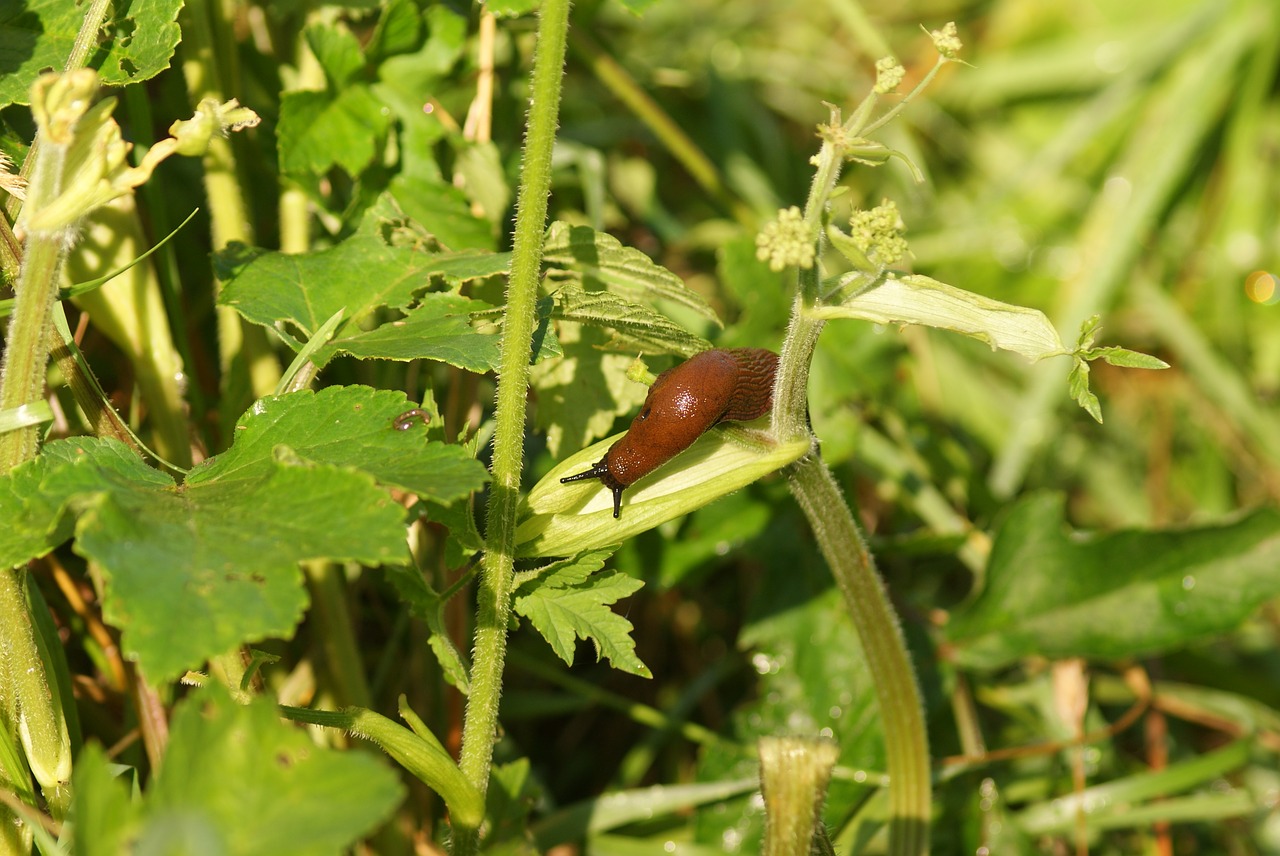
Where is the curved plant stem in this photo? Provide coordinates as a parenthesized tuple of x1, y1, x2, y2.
(771, 101, 932, 855)
(787, 458, 931, 855)
(452, 0, 572, 852)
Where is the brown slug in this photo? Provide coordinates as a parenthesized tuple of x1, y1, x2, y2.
(560, 347, 780, 518)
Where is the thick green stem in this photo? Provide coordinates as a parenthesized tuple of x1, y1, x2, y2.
(770, 90, 932, 856)
(0, 233, 63, 469)
(787, 458, 930, 855)
(452, 0, 572, 852)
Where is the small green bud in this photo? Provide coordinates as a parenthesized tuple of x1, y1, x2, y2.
(874, 57, 905, 94)
(848, 199, 908, 266)
(928, 21, 963, 60)
(756, 206, 816, 272)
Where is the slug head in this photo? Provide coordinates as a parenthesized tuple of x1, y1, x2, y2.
(560, 459, 626, 518)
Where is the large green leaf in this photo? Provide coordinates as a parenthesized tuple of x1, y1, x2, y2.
(945, 494, 1280, 669)
(216, 230, 506, 371)
(0, 387, 476, 681)
(132, 685, 400, 854)
(0, 0, 183, 106)
(277, 86, 390, 176)
(191, 386, 489, 504)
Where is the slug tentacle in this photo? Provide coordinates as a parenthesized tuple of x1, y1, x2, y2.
(557, 348, 779, 519)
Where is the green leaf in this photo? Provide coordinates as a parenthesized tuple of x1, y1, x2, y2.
(81, 462, 406, 682)
(518, 425, 809, 558)
(216, 229, 505, 371)
(812, 272, 1066, 360)
(325, 294, 501, 371)
(1068, 357, 1103, 423)
(551, 285, 712, 357)
(304, 23, 366, 87)
(0, 437, 162, 570)
(0, 0, 183, 105)
(542, 221, 721, 328)
(190, 386, 489, 504)
(1090, 346, 1172, 369)
(278, 85, 389, 176)
(144, 686, 404, 854)
(945, 494, 1280, 670)
(365, 0, 423, 65)
(390, 174, 497, 251)
(6, 433, 408, 682)
(68, 744, 138, 856)
(513, 548, 650, 677)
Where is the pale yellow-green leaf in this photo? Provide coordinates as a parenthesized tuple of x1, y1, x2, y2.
(517, 423, 810, 557)
(812, 272, 1066, 360)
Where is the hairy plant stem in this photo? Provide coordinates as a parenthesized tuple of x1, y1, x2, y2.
(771, 101, 931, 855)
(452, 0, 572, 852)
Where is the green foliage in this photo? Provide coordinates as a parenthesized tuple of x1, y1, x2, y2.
(946, 494, 1280, 669)
(0, 0, 1277, 853)
(71, 685, 404, 854)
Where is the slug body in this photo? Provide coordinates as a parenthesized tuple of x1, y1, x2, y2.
(560, 348, 779, 518)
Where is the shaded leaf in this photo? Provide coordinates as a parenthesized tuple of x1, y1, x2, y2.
(542, 221, 720, 327)
(945, 494, 1280, 669)
(325, 294, 500, 371)
(145, 685, 403, 854)
(551, 285, 711, 357)
(0, 1, 183, 105)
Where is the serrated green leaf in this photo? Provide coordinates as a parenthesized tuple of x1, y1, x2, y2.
(145, 685, 404, 854)
(216, 230, 504, 371)
(0, 0, 182, 105)
(551, 285, 712, 357)
(365, 0, 423, 65)
(77, 459, 407, 682)
(514, 549, 649, 677)
(191, 386, 489, 504)
(542, 222, 721, 327)
(945, 494, 1280, 669)
(0, 438, 164, 570)
(324, 294, 500, 371)
(9, 436, 408, 682)
(812, 272, 1066, 360)
(1092, 346, 1171, 370)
